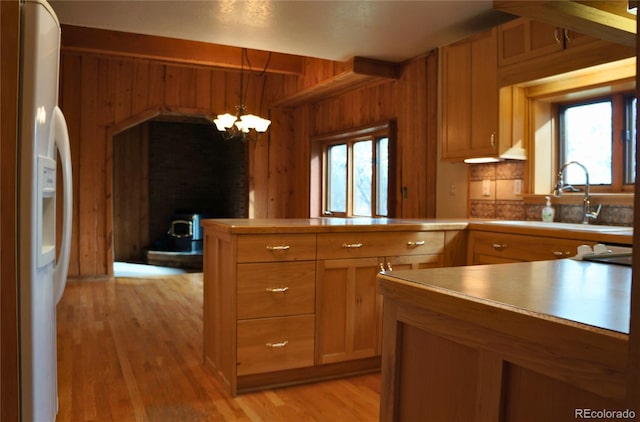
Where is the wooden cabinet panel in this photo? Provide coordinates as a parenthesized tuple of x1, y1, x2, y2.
(470, 29, 498, 154)
(441, 28, 498, 160)
(316, 257, 382, 364)
(385, 253, 443, 271)
(317, 231, 445, 260)
(237, 234, 316, 262)
(497, 17, 633, 86)
(499, 18, 562, 66)
(237, 261, 316, 319)
(441, 39, 471, 158)
(469, 231, 597, 265)
(236, 315, 315, 376)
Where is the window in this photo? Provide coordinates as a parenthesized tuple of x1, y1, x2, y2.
(315, 122, 395, 217)
(558, 92, 636, 191)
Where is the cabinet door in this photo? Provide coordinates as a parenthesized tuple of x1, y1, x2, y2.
(316, 257, 381, 364)
(442, 28, 498, 160)
(441, 38, 471, 159)
(498, 18, 562, 66)
(383, 254, 443, 272)
(470, 28, 498, 155)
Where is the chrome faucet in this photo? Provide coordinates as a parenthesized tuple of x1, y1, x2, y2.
(553, 161, 601, 224)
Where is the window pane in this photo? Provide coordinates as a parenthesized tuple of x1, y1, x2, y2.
(353, 140, 372, 216)
(625, 96, 637, 184)
(561, 101, 612, 185)
(376, 138, 389, 216)
(327, 144, 346, 213)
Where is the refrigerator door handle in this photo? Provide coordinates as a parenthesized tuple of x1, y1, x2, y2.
(51, 106, 72, 304)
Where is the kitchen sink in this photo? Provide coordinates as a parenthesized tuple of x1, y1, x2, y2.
(480, 220, 632, 233)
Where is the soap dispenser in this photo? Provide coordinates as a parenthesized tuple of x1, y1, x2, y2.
(541, 196, 555, 222)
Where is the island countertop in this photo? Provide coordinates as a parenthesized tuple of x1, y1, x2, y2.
(377, 258, 631, 419)
(201, 217, 470, 234)
(201, 218, 633, 245)
(378, 258, 632, 334)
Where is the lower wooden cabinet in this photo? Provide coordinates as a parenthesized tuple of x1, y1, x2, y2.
(316, 257, 382, 364)
(203, 222, 449, 395)
(237, 315, 315, 376)
(316, 253, 443, 365)
(468, 230, 596, 265)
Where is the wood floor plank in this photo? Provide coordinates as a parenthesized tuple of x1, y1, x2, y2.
(57, 273, 380, 421)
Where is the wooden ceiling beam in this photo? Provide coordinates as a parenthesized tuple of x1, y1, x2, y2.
(493, 1, 636, 47)
(60, 24, 305, 75)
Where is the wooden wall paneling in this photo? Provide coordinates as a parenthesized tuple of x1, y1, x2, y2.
(78, 56, 102, 276)
(164, 64, 182, 108)
(131, 61, 150, 116)
(1, 1, 20, 419)
(425, 52, 438, 218)
(179, 66, 197, 108)
(113, 124, 149, 262)
(114, 59, 133, 124)
(103, 58, 126, 277)
(148, 62, 165, 110)
(403, 57, 427, 218)
(272, 111, 294, 218)
(195, 68, 211, 111)
(101, 58, 118, 276)
(210, 69, 227, 114)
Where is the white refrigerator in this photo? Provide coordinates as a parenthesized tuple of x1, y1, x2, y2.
(18, 0, 73, 420)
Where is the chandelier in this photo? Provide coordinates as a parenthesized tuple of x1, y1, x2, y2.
(213, 49, 271, 141)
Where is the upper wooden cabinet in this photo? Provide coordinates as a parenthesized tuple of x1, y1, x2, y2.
(497, 17, 635, 86)
(441, 28, 499, 161)
(498, 18, 596, 67)
(441, 28, 527, 162)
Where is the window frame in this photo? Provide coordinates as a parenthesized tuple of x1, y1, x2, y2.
(556, 91, 636, 193)
(312, 121, 396, 218)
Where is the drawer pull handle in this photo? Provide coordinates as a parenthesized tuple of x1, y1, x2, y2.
(266, 341, 288, 348)
(491, 243, 507, 250)
(552, 251, 570, 257)
(341, 243, 363, 249)
(265, 287, 289, 293)
(266, 245, 290, 251)
(379, 262, 394, 272)
(407, 240, 425, 247)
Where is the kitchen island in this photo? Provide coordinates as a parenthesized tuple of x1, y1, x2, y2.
(201, 218, 469, 396)
(377, 259, 631, 421)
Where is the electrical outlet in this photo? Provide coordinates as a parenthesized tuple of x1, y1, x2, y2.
(449, 184, 456, 196)
(513, 179, 522, 195)
(482, 179, 491, 197)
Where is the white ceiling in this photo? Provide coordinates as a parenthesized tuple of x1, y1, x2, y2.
(48, 0, 514, 63)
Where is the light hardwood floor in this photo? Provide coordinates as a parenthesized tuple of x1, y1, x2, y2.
(56, 273, 381, 421)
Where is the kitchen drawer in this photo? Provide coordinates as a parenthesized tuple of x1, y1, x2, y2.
(237, 234, 316, 263)
(470, 231, 596, 263)
(316, 231, 445, 260)
(236, 315, 315, 376)
(237, 261, 315, 319)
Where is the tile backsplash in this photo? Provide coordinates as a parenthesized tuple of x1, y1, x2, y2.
(468, 161, 633, 226)
(469, 162, 524, 220)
